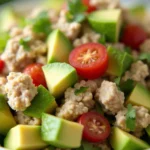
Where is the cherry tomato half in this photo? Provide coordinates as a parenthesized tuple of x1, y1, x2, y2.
(23, 63, 47, 88)
(82, 0, 97, 13)
(78, 112, 110, 143)
(0, 59, 5, 73)
(121, 24, 147, 49)
(69, 43, 108, 79)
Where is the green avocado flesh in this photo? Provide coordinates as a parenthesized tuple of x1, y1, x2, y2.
(126, 83, 150, 110)
(0, 8, 17, 32)
(42, 0, 66, 11)
(0, 95, 16, 135)
(110, 127, 149, 150)
(107, 46, 133, 76)
(88, 9, 122, 42)
(42, 62, 78, 98)
(24, 85, 57, 118)
(41, 113, 83, 148)
(47, 29, 72, 63)
(4, 125, 48, 150)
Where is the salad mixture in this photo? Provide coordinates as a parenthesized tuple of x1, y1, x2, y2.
(0, 0, 150, 150)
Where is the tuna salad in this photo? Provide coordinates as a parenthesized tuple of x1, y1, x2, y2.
(0, 0, 150, 150)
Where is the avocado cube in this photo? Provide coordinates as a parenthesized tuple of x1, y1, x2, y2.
(42, 0, 66, 11)
(88, 9, 122, 42)
(126, 83, 150, 110)
(24, 85, 57, 118)
(41, 113, 83, 148)
(0, 7, 17, 32)
(42, 63, 78, 98)
(4, 125, 48, 150)
(110, 127, 149, 150)
(0, 95, 16, 135)
(107, 46, 133, 76)
(47, 29, 72, 63)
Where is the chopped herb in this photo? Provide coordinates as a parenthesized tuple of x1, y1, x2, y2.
(120, 79, 135, 95)
(0, 32, 9, 53)
(114, 77, 121, 86)
(19, 37, 31, 51)
(66, 0, 87, 23)
(75, 86, 88, 95)
(30, 11, 51, 35)
(126, 104, 136, 131)
(95, 102, 104, 115)
(138, 52, 150, 64)
(124, 47, 132, 54)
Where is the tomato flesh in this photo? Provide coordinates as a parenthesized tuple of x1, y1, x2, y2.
(23, 63, 47, 88)
(78, 112, 110, 143)
(0, 59, 5, 73)
(82, 0, 97, 13)
(121, 24, 147, 49)
(69, 43, 108, 79)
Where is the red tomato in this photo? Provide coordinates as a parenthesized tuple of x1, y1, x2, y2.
(23, 63, 47, 88)
(121, 24, 147, 49)
(69, 43, 108, 79)
(82, 0, 97, 13)
(0, 59, 5, 72)
(78, 112, 110, 143)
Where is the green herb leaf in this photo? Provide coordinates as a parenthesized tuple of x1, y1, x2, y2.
(66, 0, 87, 23)
(95, 102, 104, 114)
(0, 32, 9, 53)
(114, 77, 121, 86)
(31, 11, 51, 35)
(75, 86, 88, 95)
(82, 140, 100, 150)
(126, 104, 136, 131)
(138, 52, 150, 64)
(120, 79, 135, 95)
(19, 37, 31, 51)
(124, 47, 132, 54)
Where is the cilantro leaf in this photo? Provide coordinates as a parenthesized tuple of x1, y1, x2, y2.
(126, 104, 136, 131)
(138, 52, 150, 64)
(75, 86, 88, 95)
(19, 37, 31, 51)
(30, 11, 51, 35)
(120, 79, 135, 95)
(95, 102, 104, 114)
(66, 0, 87, 23)
(124, 47, 132, 54)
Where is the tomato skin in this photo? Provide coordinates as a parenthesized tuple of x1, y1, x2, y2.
(82, 0, 97, 13)
(23, 63, 47, 88)
(69, 43, 108, 79)
(121, 24, 147, 49)
(78, 112, 110, 143)
(0, 59, 5, 72)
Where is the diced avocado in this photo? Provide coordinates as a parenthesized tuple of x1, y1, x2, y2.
(4, 125, 48, 150)
(0, 32, 9, 53)
(107, 46, 133, 76)
(0, 95, 16, 135)
(47, 29, 72, 63)
(42, 63, 78, 98)
(88, 9, 122, 42)
(41, 113, 83, 148)
(42, 0, 66, 11)
(24, 85, 57, 118)
(126, 83, 150, 110)
(146, 125, 150, 137)
(0, 7, 17, 32)
(110, 127, 149, 150)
